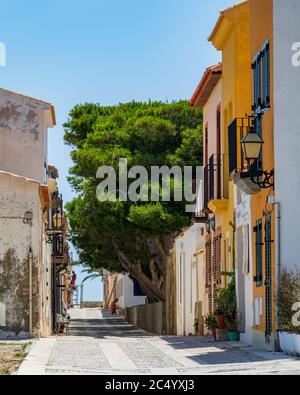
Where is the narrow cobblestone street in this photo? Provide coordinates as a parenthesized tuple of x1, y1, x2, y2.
(17, 309, 300, 375)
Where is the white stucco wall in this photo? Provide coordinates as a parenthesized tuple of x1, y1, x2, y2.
(203, 79, 222, 160)
(235, 187, 253, 345)
(116, 274, 146, 309)
(176, 224, 205, 336)
(273, 0, 300, 270)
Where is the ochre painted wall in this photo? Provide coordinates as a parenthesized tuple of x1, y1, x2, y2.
(249, 0, 276, 339)
(211, 1, 251, 279)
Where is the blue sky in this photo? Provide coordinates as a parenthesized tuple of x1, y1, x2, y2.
(0, 0, 235, 301)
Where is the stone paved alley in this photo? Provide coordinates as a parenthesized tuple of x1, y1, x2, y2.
(17, 309, 300, 375)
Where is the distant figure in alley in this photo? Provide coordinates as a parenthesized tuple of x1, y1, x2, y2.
(111, 298, 119, 315)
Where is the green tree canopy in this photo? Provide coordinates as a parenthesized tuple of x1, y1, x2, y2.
(64, 101, 202, 302)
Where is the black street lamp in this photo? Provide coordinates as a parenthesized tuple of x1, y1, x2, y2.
(241, 128, 263, 162)
(240, 128, 274, 189)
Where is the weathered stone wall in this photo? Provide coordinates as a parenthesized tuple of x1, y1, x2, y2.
(0, 171, 47, 338)
(0, 89, 53, 184)
(125, 302, 163, 335)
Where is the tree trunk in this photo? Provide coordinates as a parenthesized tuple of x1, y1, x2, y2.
(115, 248, 165, 302)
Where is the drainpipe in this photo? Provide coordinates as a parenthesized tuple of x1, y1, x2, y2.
(29, 247, 33, 337)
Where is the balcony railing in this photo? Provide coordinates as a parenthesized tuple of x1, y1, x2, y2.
(47, 193, 65, 233)
(228, 116, 264, 175)
(194, 166, 209, 223)
(208, 154, 226, 202)
(52, 234, 64, 257)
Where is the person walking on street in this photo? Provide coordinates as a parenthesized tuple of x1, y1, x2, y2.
(111, 298, 119, 315)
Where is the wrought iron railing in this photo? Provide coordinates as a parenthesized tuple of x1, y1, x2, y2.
(228, 116, 262, 176)
(47, 193, 65, 233)
(208, 154, 225, 201)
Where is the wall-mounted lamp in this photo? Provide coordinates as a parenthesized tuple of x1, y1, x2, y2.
(23, 211, 33, 225)
(240, 128, 274, 189)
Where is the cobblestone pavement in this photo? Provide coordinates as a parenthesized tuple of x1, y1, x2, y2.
(17, 309, 300, 375)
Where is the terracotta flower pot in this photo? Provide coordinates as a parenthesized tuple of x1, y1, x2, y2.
(215, 315, 227, 329)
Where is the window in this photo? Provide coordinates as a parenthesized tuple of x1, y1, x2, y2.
(255, 219, 263, 287)
(133, 279, 144, 296)
(253, 52, 262, 112)
(205, 240, 212, 289)
(213, 233, 222, 285)
(262, 41, 270, 109)
(228, 119, 237, 174)
(252, 40, 270, 114)
(205, 124, 208, 166)
(243, 225, 250, 274)
(265, 214, 272, 338)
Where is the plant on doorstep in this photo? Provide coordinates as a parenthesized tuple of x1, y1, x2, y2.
(204, 314, 218, 341)
(213, 307, 227, 330)
(214, 272, 239, 341)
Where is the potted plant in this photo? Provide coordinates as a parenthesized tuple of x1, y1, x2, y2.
(226, 318, 240, 341)
(278, 268, 300, 356)
(214, 272, 239, 340)
(204, 314, 217, 341)
(213, 306, 227, 330)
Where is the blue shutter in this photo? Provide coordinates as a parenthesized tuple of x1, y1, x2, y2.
(262, 41, 270, 109)
(228, 119, 237, 173)
(252, 53, 262, 113)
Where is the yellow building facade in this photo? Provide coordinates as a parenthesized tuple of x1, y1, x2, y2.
(248, 0, 276, 349)
(208, 0, 276, 349)
(208, 1, 252, 314)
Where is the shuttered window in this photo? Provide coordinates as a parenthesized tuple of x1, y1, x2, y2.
(262, 41, 270, 109)
(205, 240, 212, 289)
(255, 219, 263, 287)
(213, 234, 222, 285)
(252, 40, 271, 114)
(265, 214, 272, 337)
(216, 234, 222, 285)
(252, 53, 262, 113)
(228, 119, 237, 174)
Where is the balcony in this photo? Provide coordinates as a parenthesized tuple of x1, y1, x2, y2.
(207, 154, 229, 214)
(47, 193, 65, 234)
(194, 166, 209, 223)
(228, 117, 261, 195)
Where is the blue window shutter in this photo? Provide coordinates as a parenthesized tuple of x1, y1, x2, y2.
(252, 53, 262, 113)
(262, 41, 270, 108)
(228, 119, 237, 173)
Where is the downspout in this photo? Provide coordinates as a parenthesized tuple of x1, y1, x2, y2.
(29, 247, 33, 337)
